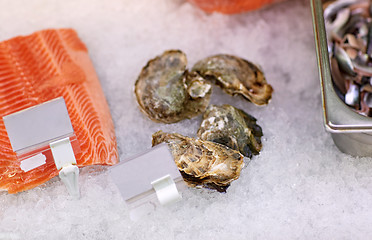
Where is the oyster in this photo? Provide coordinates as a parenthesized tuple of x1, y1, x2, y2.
(152, 130, 244, 192)
(135, 50, 211, 123)
(192, 54, 273, 106)
(197, 104, 262, 158)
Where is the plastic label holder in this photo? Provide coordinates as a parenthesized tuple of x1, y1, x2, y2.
(3, 97, 81, 198)
(110, 143, 185, 220)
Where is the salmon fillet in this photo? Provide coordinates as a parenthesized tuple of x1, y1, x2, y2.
(187, 0, 283, 14)
(0, 29, 118, 193)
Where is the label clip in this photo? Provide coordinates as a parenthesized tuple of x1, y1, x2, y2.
(3, 97, 80, 198)
(110, 143, 184, 212)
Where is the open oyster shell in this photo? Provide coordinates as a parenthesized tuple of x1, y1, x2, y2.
(192, 54, 273, 105)
(152, 130, 244, 192)
(135, 50, 211, 123)
(197, 104, 263, 158)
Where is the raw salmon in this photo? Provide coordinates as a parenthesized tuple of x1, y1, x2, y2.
(0, 29, 118, 194)
(187, 0, 284, 14)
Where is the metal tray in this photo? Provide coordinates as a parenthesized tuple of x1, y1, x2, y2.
(311, 0, 372, 156)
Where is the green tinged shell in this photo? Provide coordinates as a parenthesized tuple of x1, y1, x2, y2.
(197, 104, 262, 158)
(135, 50, 211, 123)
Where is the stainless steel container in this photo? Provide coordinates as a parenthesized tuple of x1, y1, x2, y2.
(311, 0, 372, 156)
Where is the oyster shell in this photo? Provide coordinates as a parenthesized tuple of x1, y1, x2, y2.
(152, 130, 244, 192)
(192, 54, 273, 105)
(197, 104, 262, 158)
(135, 50, 211, 123)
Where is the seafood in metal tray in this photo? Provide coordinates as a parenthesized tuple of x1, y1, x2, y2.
(324, 0, 372, 116)
(135, 50, 211, 123)
(192, 54, 273, 106)
(152, 130, 245, 192)
(197, 104, 263, 158)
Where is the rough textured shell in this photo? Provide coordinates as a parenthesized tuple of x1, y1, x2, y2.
(152, 130, 244, 192)
(135, 50, 211, 123)
(197, 104, 262, 158)
(192, 54, 273, 105)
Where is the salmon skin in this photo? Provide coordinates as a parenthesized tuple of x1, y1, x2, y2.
(0, 29, 118, 194)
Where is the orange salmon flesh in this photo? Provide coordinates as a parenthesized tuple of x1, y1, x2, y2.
(187, 0, 283, 14)
(0, 29, 118, 194)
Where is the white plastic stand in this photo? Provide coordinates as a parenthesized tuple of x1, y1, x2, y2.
(59, 165, 79, 199)
(20, 153, 47, 172)
(109, 143, 185, 221)
(3, 97, 81, 198)
(50, 137, 80, 199)
(151, 174, 182, 205)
